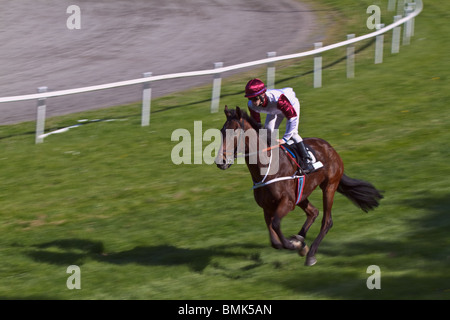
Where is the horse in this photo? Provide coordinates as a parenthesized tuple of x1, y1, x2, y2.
(216, 106, 383, 266)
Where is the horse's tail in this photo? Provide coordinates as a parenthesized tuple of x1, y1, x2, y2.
(337, 174, 383, 212)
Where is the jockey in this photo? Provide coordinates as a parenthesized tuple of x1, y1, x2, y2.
(245, 78, 316, 173)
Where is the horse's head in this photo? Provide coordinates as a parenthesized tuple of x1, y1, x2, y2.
(216, 105, 263, 170)
(216, 105, 246, 170)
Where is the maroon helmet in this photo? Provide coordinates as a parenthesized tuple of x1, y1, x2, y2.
(245, 78, 266, 98)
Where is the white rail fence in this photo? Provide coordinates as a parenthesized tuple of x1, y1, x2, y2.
(0, 1, 423, 143)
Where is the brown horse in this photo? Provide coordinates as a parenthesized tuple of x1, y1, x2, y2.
(216, 106, 383, 266)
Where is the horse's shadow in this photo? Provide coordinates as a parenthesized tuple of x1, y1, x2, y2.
(26, 239, 265, 273)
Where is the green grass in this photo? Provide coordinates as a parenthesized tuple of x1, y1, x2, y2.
(0, 1, 449, 299)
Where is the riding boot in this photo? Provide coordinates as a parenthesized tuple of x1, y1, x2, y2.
(295, 141, 316, 173)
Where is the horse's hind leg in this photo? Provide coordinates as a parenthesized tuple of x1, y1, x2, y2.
(305, 185, 336, 266)
(298, 199, 319, 238)
(290, 199, 319, 257)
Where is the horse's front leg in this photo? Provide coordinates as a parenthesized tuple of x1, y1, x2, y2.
(271, 197, 297, 250)
(264, 209, 283, 249)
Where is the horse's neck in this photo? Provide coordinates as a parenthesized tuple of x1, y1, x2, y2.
(245, 159, 265, 183)
(244, 142, 279, 183)
(240, 131, 264, 182)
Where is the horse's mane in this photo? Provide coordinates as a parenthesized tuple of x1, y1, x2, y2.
(229, 107, 274, 147)
(226, 107, 260, 130)
(241, 110, 262, 131)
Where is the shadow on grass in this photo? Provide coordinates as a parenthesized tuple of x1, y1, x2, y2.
(27, 239, 265, 273)
(277, 193, 450, 299)
(24, 194, 450, 298)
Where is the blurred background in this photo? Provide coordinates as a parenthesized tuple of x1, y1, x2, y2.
(0, 0, 324, 124)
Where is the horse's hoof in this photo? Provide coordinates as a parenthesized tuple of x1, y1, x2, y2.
(290, 239, 303, 250)
(298, 244, 309, 257)
(290, 235, 305, 242)
(305, 256, 317, 266)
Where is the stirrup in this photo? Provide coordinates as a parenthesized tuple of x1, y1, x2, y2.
(302, 163, 315, 174)
(312, 161, 323, 170)
(301, 160, 323, 174)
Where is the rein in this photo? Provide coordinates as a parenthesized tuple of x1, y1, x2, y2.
(250, 145, 303, 190)
(236, 144, 280, 158)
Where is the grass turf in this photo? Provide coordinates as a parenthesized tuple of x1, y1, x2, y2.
(0, 0, 448, 299)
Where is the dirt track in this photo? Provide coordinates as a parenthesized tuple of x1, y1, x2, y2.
(0, 0, 325, 125)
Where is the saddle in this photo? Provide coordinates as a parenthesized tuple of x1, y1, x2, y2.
(281, 142, 323, 174)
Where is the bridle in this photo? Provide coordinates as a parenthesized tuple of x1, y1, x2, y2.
(220, 117, 246, 164)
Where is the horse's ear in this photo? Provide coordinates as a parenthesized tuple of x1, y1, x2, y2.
(224, 105, 231, 118)
(236, 106, 242, 119)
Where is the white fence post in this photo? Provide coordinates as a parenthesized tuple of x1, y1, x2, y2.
(314, 42, 322, 88)
(375, 24, 385, 64)
(35, 86, 48, 144)
(346, 34, 355, 78)
(392, 15, 402, 54)
(408, 3, 416, 37)
(141, 72, 152, 127)
(210, 62, 223, 113)
(266, 52, 276, 89)
(403, 5, 414, 45)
